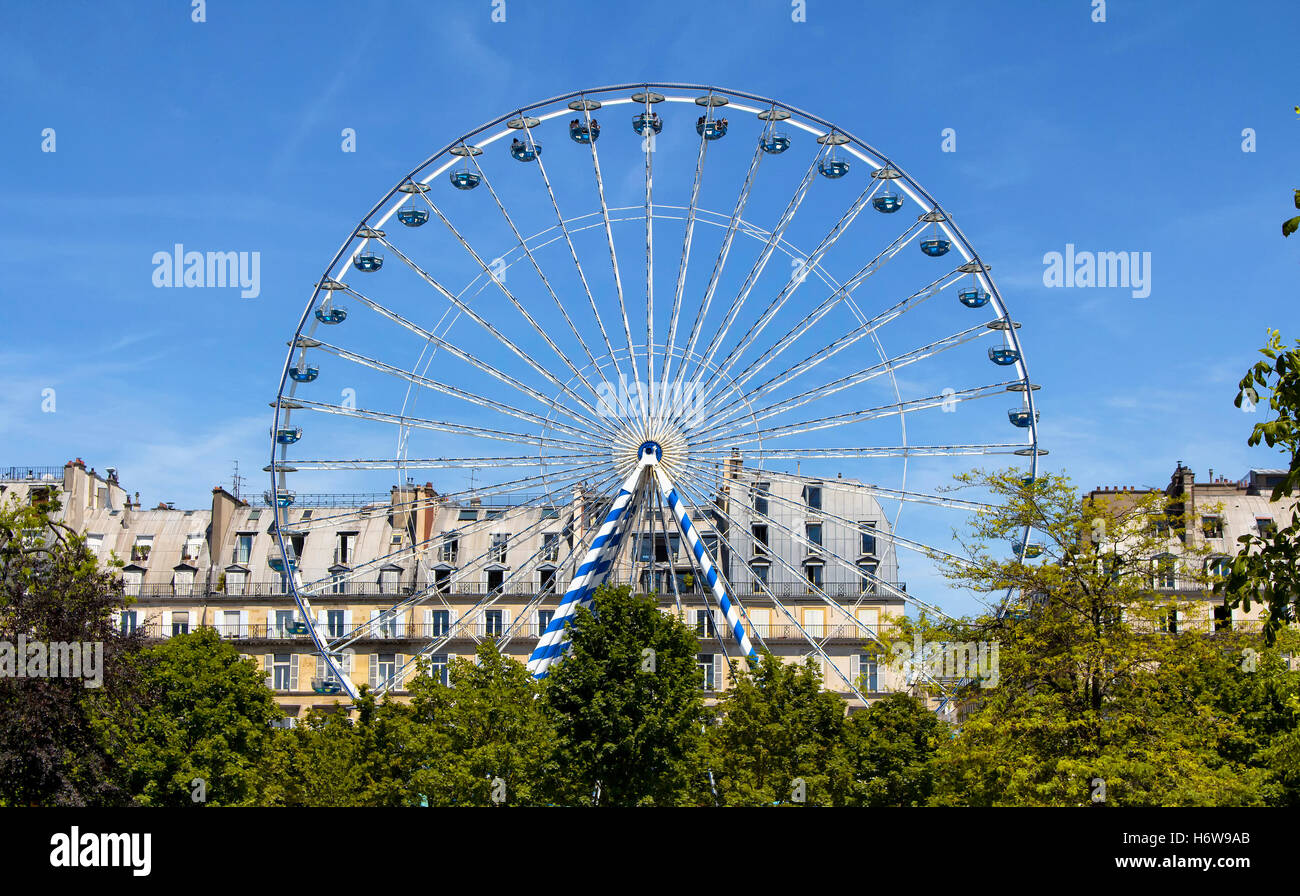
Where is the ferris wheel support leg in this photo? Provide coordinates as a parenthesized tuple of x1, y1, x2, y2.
(527, 463, 645, 678)
(653, 466, 759, 664)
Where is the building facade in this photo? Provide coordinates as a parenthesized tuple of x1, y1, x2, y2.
(3, 459, 907, 723)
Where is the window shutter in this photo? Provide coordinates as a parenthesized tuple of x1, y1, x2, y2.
(394, 610, 405, 638)
(239, 610, 249, 639)
(713, 654, 723, 690)
(263, 654, 274, 689)
(344, 610, 353, 636)
(423, 608, 432, 637)
(290, 654, 299, 691)
(162, 611, 172, 636)
(369, 610, 381, 638)
(394, 654, 405, 690)
(369, 654, 378, 690)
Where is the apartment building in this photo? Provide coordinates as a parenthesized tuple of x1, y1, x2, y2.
(3, 459, 907, 722)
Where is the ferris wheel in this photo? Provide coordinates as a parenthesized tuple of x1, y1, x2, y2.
(270, 83, 1044, 704)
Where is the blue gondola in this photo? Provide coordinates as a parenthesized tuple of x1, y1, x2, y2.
(818, 157, 850, 179)
(397, 207, 429, 227)
(449, 169, 481, 190)
(353, 252, 383, 272)
(289, 365, 319, 383)
(872, 190, 904, 213)
(958, 287, 990, 308)
(275, 492, 295, 508)
(1012, 542, 1044, 559)
(1021, 475, 1036, 486)
(632, 112, 662, 136)
(989, 346, 1021, 366)
(312, 678, 342, 695)
(1008, 408, 1039, 428)
(275, 427, 302, 445)
(510, 138, 542, 161)
(285, 620, 310, 636)
(315, 305, 347, 325)
(268, 555, 294, 573)
(760, 133, 791, 154)
(695, 116, 728, 140)
(920, 237, 951, 257)
(569, 119, 600, 144)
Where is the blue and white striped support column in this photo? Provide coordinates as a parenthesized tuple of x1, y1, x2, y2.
(527, 464, 644, 678)
(654, 466, 759, 662)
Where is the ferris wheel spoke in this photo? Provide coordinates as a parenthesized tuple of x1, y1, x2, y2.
(691, 443, 1034, 461)
(678, 145, 827, 393)
(373, 239, 611, 425)
(579, 103, 645, 435)
(699, 179, 886, 404)
(270, 453, 609, 472)
(284, 396, 604, 453)
(689, 224, 938, 428)
(528, 131, 628, 389)
(672, 138, 766, 408)
(668, 471, 869, 702)
(307, 336, 620, 444)
(413, 171, 611, 406)
(694, 323, 993, 443)
(699, 268, 961, 428)
(324, 285, 613, 436)
(688, 382, 1015, 452)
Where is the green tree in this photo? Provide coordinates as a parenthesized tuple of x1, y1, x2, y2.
(707, 652, 852, 806)
(407, 641, 556, 806)
(1223, 329, 1300, 642)
(926, 470, 1269, 806)
(259, 707, 366, 807)
(0, 493, 145, 806)
(93, 626, 282, 806)
(543, 584, 708, 806)
(844, 692, 945, 807)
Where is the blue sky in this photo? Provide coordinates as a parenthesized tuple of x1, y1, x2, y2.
(1, 0, 1297, 611)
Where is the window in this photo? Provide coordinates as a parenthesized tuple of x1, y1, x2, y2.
(272, 654, 294, 691)
(171, 611, 189, 636)
(490, 533, 509, 564)
(429, 653, 450, 687)
(1161, 608, 1179, 634)
(751, 562, 770, 588)
(220, 610, 241, 638)
(856, 655, 879, 692)
(248, 509, 261, 523)
(487, 569, 505, 594)
(698, 654, 718, 691)
(803, 484, 822, 511)
(433, 568, 451, 594)
(131, 535, 154, 562)
(859, 521, 877, 556)
(430, 609, 450, 637)
(694, 609, 716, 638)
(183, 533, 203, 562)
(1208, 557, 1231, 579)
(377, 653, 397, 686)
(439, 533, 459, 564)
(457, 509, 479, 522)
(858, 561, 879, 594)
(301, 510, 314, 521)
(378, 567, 400, 593)
(806, 522, 823, 550)
(485, 609, 504, 637)
(485, 509, 504, 520)
(326, 610, 346, 639)
(123, 568, 143, 594)
(1257, 517, 1278, 537)
(233, 533, 254, 565)
(537, 609, 554, 636)
(274, 609, 295, 638)
(541, 532, 560, 563)
(1151, 516, 1170, 537)
(85, 533, 104, 554)
(1153, 556, 1176, 590)
(540, 567, 557, 594)
(1201, 516, 1223, 539)
(753, 482, 770, 517)
(751, 524, 769, 554)
(120, 610, 139, 635)
(375, 612, 399, 639)
(336, 532, 358, 565)
(330, 570, 348, 595)
(172, 568, 194, 591)
(805, 563, 823, 592)
(1214, 604, 1232, 632)
(225, 569, 247, 595)
(541, 506, 560, 519)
